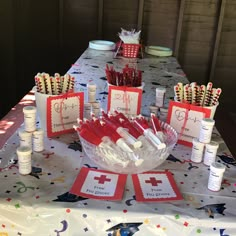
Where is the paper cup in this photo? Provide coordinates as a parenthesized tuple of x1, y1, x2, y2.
(203, 102, 219, 119)
(33, 86, 57, 133)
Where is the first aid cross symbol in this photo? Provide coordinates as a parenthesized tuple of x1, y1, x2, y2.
(94, 175, 111, 184)
(145, 177, 162, 186)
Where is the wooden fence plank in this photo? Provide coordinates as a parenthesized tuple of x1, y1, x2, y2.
(174, 0, 186, 58)
(209, 0, 227, 82)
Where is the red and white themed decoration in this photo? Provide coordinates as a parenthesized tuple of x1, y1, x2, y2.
(47, 92, 84, 137)
(70, 167, 127, 200)
(132, 171, 183, 202)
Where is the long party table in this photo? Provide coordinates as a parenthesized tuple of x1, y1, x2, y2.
(0, 48, 235, 236)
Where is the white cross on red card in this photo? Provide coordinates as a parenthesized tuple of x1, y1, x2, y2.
(70, 167, 127, 200)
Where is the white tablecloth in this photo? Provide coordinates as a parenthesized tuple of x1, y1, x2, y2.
(0, 48, 235, 236)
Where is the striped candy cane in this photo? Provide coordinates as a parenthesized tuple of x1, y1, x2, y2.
(62, 74, 70, 93)
(68, 76, 75, 92)
(43, 73, 53, 95)
(210, 88, 222, 106)
(35, 74, 46, 94)
(203, 82, 213, 106)
(198, 85, 206, 106)
(177, 82, 184, 101)
(183, 84, 190, 103)
(174, 85, 182, 102)
(191, 84, 199, 105)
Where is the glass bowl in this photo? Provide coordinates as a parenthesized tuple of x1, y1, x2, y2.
(78, 121, 178, 174)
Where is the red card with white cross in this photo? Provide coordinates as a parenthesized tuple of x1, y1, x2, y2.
(132, 171, 183, 202)
(70, 167, 127, 200)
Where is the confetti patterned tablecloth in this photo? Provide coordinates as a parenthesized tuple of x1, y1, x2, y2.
(0, 49, 235, 236)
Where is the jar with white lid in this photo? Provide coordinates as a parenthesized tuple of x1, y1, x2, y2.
(84, 103, 92, 119)
(191, 138, 205, 163)
(91, 102, 100, 117)
(203, 141, 219, 166)
(149, 105, 159, 116)
(208, 162, 226, 191)
(198, 118, 215, 144)
(87, 84, 97, 103)
(18, 128, 32, 148)
(33, 128, 44, 152)
(23, 106, 37, 132)
(155, 87, 166, 108)
(16, 146, 32, 175)
(159, 107, 168, 122)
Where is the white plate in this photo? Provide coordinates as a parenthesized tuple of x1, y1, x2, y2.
(145, 46, 173, 57)
(89, 40, 116, 50)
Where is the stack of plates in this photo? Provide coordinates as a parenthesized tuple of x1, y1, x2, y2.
(89, 40, 116, 51)
(145, 46, 173, 57)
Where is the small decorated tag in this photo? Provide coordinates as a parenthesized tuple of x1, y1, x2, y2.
(70, 167, 127, 201)
(107, 86, 142, 117)
(47, 92, 84, 137)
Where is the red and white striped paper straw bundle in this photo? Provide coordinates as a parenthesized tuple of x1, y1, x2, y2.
(105, 64, 142, 87)
(34, 72, 75, 95)
(174, 82, 222, 107)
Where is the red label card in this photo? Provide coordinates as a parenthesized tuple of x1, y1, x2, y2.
(107, 86, 142, 116)
(70, 167, 127, 201)
(132, 171, 183, 202)
(46, 92, 84, 137)
(166, 101, 211, 146)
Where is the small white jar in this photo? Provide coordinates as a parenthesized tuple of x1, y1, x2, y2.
(83, 103, 92, 119)
(33, 128, 44, 152)
(18, 128, 32, 148)
(23, 106, 37, 132)
(159, 107, 168, 122)
(198, 118, 215, 144)
(16, 146, 32, 175)
(208, 162, 226, 192)
(91, 102, 100, 117)
(191, 138, 205, 163)
(87, 84, 97, 103)
(155, 87, 166, 108)
(203, 141, 219, 166)
(149, 105, 159, 116)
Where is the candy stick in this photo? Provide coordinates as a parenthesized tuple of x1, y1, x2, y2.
(62, 74, 70, 93)
(187, 85, 192, 104)
(35, 74, 46, 94)
(50, 76, 56, 95)
(174, 85, 182, 102)
(210, 88, 222, 106)
(68, 76, 75, 92)
(52, 76, 61, 95)
(54, 73, 61, 92)
(43, 73, 53, 94)
(183, 84, 190, 103)
(198, 85, 206, 106)
(195, 85, 200, 105)
(177, 82, 184, 101)
(34, 74, 41, 92)
(190, 82, 197, 87)
(54, 74, 61, 94)
(203, 82, 213, 106)
(191, 84, 198, 105)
